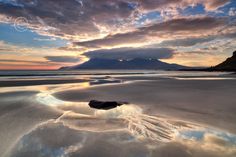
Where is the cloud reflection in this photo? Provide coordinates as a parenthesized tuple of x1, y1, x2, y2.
(9, 88, 236, 157)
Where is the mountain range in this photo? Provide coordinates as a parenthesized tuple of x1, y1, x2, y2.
(60, 58, 189, 70)
(60, 51, 236, 71)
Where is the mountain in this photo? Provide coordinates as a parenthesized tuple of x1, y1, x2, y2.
(210, 51, 236, 71)
(60, 58, 189, 70)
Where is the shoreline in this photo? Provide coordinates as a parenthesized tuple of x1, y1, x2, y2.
(1, 71, 236, 157)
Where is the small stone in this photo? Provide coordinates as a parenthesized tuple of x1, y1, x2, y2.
(88, 100, 127, 110)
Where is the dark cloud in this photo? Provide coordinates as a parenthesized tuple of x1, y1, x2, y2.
(160, 37, 215, 47)
(58, 46, 86, 52)
(142, 16, 226, 32)
(0, 59, 57, 65)
(0, 0, 231, 40)
(84, 47, 175, 60)
(176, 51, 213, 55)
(224, 32, 236, 39)
(132, 0, 230, 11)
(45, 56, 81, 63)
(160, 31, 236, 47)
(74, 31, 147, 48)
(133, 0, 182, 10)
(0, 0, 136, 38)
(74, 16, 227, 48)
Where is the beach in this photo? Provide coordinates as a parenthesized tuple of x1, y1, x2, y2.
(0, 70, 236, 157)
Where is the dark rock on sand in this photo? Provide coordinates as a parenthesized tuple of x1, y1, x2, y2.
(88, 100, 127, 110)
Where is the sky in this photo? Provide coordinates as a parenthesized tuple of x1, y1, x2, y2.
(0, 0, 235, 70)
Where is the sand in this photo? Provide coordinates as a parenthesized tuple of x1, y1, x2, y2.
(0, 71, 236, 157)
(0, 91, 61, 156)
(55, 78, 236, 134)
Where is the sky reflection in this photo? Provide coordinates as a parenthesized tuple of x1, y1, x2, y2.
(2, 71, 236, 157)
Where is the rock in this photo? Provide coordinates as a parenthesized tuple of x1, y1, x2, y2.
(88, 100, 127, 110)
(212, 50, 236, 71)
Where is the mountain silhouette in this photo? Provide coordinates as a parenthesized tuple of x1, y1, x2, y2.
(60, 58, 188, 70)
(210, 51, 236, 71)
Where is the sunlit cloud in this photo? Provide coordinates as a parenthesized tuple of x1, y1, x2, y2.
(0, 0, 235, 68)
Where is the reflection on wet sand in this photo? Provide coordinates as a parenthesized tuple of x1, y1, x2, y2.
(1, 71, 236, 157)
(37, 92, 176, 141)
(10, 122, 236, 157)
(9, 91, 236, 157)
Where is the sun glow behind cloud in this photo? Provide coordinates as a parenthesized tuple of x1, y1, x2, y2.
(0, 0, 235, 69)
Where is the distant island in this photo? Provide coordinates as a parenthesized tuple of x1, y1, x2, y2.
(60, 58, 189, 70)
(60, 51, 236, 72)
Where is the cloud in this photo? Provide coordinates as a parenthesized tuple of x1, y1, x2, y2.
(0, 0, 231, 41)
(83, 47, 175, 60)
(203, 134, 229, 146)
(74, 31, 147, 48)
(203, 0, 230, 11)
(160, 30, 236, 47)
(33, 37, 56, 41)
(229, 8, 236, 16)
(163, 49, 226, 67)
(45, 56, 81, 63)
(0, 59, 54, 65)
(74, 16, 227, 48)
(0, 40, 21, 53)
(0, 0, 137, 40)
(142, 16, 226, 32)
(10, 121, 236, 157)
(134, 0, 230, 11)
(0, 0, 234, 68)
(160, 37, 214, 47)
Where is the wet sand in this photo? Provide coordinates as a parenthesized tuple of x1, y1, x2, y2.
(0, 91, 61, 156)
(55, 78, 236, 134)
(0, 71, 236, 157)
(0, 79, 87, 87)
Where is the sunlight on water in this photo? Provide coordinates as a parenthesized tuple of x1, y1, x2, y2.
(34, 91, 186, 142)
(1, 70, 235, 157)
(6, 86, 236, 157)
(35, 90, 177, 141)
(34, 90, 236, 146)
(36, 92, 66, 106)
